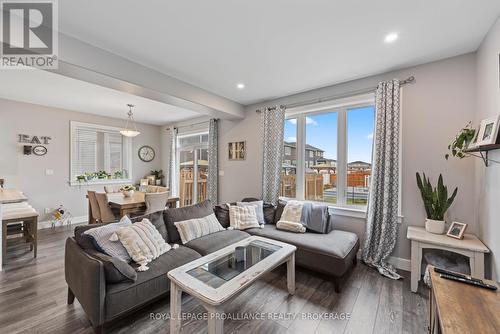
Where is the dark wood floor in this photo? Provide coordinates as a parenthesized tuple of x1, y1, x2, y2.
(0, 226, 429, 334)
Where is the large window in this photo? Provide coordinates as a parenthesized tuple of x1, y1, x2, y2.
(70, 121, 132, 185)
(280, 94, 375, 208)
(177, 132, 209, 206)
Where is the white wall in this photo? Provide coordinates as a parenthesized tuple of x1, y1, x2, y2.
(0, 98, 162, 222)
(218, 53, 478, 261)
(475, 15, 500, 281)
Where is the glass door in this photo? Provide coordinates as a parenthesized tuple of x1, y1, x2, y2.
(177, 132, 209, 207)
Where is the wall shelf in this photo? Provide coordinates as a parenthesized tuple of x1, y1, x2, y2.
(465, 144, 500, 167)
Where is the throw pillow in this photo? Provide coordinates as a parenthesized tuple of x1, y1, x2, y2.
(276, 221, 306, 233)
(164, 200, 214, 243)
(263, 203, 276, 224)
(111, 218, 171, 271)
(273, 200, 287, 224)
(174, 213, 225, 244)
(130, 211, 168, 241)
(86, 249, 138, 283)
(74, 223, 106, 250)
(84, 216, 132, 262)
(229, 205, 260, 230)
(214, 204, 230, 228)
(237, 200, 265, 225)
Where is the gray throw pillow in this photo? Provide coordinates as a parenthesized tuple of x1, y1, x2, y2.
(238, 200, 265, 225)
(84, 216, 132, 262)
(86, 249, 137, 283)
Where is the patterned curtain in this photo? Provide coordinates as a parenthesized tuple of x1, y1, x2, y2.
(207, 119, 218, 205)
(261, 106, 286, 204)
(362, 79, 402, 280)
(169, 127, 178, 197)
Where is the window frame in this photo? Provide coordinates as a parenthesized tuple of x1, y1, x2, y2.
(283, 93, 375, 211)
(69, 121, 132, 186)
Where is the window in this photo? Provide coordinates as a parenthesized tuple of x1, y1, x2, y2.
(177, 132, 209, 207)
(281, 118, 297, 198)
(280, 93, 375, 208)
(70, 122, 132, 185)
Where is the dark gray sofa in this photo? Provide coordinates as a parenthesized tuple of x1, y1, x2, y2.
(65, 199, 359, 333)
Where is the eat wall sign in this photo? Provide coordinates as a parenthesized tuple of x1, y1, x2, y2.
(18, 134, 52, 145)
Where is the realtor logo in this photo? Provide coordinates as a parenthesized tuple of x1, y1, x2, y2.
(1, 0, 58, 69)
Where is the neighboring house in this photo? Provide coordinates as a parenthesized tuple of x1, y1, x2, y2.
(348, 161, 372, 171)
(283, 141, 325, 169)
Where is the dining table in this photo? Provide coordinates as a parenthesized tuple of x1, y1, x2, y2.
(88, 191, 180, 224)
(0, 189, 28, 270)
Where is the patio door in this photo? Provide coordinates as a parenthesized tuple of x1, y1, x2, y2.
(178, 132, 209, 207)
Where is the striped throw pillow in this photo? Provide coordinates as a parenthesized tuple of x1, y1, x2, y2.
(174, 213, 225, 244)
(229, 205, 260, 230)
(83, 216, 132, 262)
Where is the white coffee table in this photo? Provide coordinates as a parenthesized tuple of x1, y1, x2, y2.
(167, 236, 296, 334)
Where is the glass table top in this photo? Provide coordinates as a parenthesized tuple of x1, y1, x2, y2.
(187, 240, 282, 288)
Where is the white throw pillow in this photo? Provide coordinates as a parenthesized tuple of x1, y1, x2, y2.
(110, 218, 171, 271)
(174, 213, 225, 244)
(229, 205, 260, 230)
(84, 215, 132, 262)
(237, 200, 265, 225)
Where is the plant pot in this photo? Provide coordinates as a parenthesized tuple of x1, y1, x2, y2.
(155, 179, 162, 186)
(425, 219, 445, 234)
(122, 190, 134, 198)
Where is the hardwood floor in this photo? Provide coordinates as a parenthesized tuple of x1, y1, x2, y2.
(0, 226, 429, 334)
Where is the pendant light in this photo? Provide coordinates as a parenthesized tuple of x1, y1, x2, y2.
(120, 104, 141, 137)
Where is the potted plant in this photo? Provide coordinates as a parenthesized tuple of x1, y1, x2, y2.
(114, 170, 123, 180)
(76, 174, 86, 183)
(120, 185, 136, 197)
(416, 172, 458, 234)
(151, 170, 164, 185)
(445, 122, 476, 160)
(96, 170, 109, 179)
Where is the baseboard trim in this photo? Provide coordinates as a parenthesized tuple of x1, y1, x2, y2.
(388, 256, 411, 271)
(38, 215, 88, 230)
(357, 249, 411, 272)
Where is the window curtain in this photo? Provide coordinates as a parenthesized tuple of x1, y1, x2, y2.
(169, 127, 178, 196)
(207, 119, 218, 205)
(261, 106, 286, 204)
(362, 79, 402, 280)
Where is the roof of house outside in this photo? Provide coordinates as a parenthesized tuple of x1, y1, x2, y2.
(348, 161, 371, 166)
(284, 141, 324, 152)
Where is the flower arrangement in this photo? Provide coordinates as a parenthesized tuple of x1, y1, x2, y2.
(120, 185, 136, 192)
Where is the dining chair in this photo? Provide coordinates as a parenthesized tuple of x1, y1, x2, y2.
(144, 192, 170, 215)
(104, 185, 121, 193)
(95, 193, 119, 223)
(146, 185, 159, 193)
(87, 191, 101, 224)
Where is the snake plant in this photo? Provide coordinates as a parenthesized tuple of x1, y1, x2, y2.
(416, 172, 458, 221)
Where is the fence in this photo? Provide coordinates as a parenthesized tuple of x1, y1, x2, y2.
(179, 168, 207, 206)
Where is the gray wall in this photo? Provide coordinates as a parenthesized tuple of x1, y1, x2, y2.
(218, 53, 478, 261)
(475, 15, 500, 280)
(0, 98, 162, 222)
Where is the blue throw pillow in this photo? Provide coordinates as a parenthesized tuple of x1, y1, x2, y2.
(237, 200, 265, 225)
(84, 216, 132, 262)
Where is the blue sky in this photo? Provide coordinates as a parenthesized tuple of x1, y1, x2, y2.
(284, 106, 375, 163)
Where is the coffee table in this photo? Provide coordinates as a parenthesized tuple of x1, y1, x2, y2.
(167, 236, 296, 334)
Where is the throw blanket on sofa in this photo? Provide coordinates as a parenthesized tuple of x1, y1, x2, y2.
(110, 219, 172, 271)
(277, 200, 329, 234)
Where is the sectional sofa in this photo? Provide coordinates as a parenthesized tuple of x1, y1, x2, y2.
(65, 199, 359, 333)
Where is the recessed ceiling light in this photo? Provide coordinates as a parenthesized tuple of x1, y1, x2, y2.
(236, 83, 245, 89)
(384, 32, 399, 43)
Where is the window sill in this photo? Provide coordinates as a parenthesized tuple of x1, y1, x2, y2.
(69, 179, 133, 187)
(279, 197, 404, 223)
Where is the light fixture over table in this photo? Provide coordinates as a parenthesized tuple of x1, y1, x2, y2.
(120, 104, 141, 137)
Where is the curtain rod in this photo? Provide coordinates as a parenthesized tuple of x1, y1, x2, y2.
(256, 76, 415, 113)
(165, 119, 216, 130)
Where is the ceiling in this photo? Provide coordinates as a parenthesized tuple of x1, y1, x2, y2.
(0, 69, 201, 125)
(58, 0, 500, 105)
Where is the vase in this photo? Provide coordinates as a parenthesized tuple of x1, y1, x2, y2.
(425, 219, 445, 234)
(155, 179, 162, 186)
(122, 190, 134, 198)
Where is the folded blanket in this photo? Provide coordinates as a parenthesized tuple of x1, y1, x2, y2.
(277, 220, 306, 233)
(301, 202, 329, 234)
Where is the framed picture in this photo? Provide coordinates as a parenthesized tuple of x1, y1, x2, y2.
(476, 115, 500, 146)
(446, 222, 467, 239)
(228, 141, 246, 160)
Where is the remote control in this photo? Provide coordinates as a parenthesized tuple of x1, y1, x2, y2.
(440, 273, 498, 291)
(434, 267, 481, 282)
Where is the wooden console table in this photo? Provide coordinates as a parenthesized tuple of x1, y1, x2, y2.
(0, 189, 28, 270)
(429, 267, 499, 333)
(407, 226, 489, 292)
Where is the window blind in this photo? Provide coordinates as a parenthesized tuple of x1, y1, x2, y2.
(72, 127, 97, 178)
